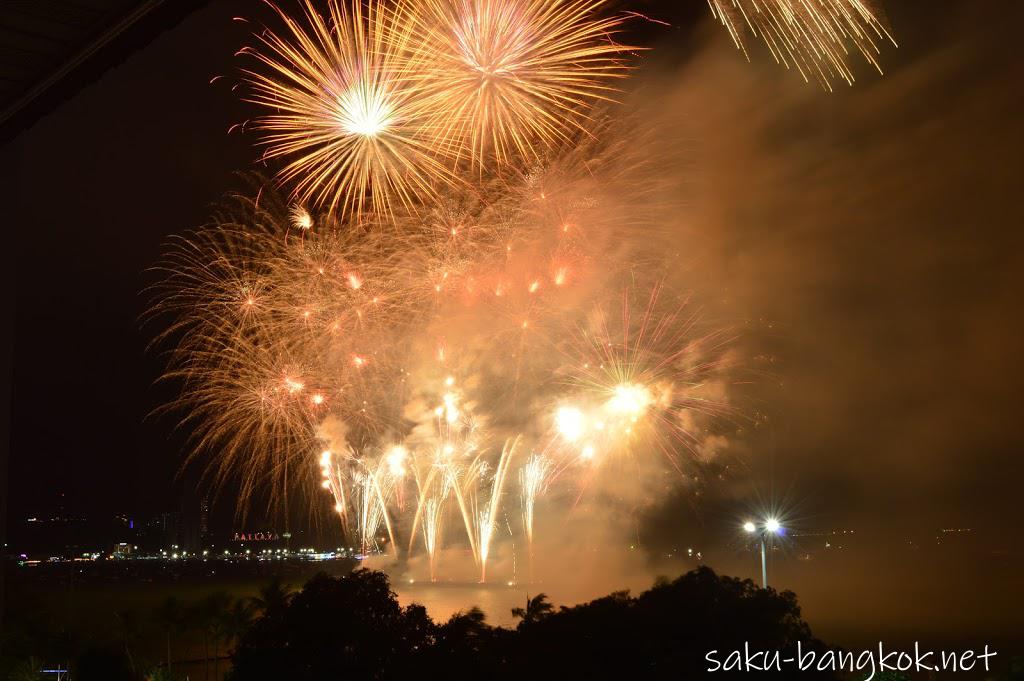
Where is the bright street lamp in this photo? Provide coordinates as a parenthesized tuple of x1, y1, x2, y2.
(743, 518, 782, 588)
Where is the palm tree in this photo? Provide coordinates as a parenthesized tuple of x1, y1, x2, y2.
(114, 609, 142, 676)
(144, 666, 175, 681)
(221, 598, 256, 670)
(191, 591, 232, 681)
(8, 657, 44, 681)
(153, 596, 186, 676)
(250, 577, 294, 619)
(511, 593, 554, 627)
(210, 597, 255, 679)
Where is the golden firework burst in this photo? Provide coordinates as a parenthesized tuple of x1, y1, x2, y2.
(243, 1, 455, 217)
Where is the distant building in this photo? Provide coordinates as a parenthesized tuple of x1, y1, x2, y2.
(112, 542, 133, 558)
(146, 511, 181, 549)
(199, 497, 209, 540)
(180, 487, 205, 551)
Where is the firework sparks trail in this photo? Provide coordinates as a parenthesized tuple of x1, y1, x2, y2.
(149, 0, 895, 582)
(359, 457, 399, 556)
(385, 444, 409, 510)
(353, 468, 381, 554)
(707, 0, 896, 89)
(421, 494, 446, 582)
(520, 453, 552, 581)
(320, 448, 350, 528)
(464, 437, 519, 582)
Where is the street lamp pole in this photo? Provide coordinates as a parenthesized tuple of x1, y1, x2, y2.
(744, 518, 781, 589)
(760, 535, 767, 588)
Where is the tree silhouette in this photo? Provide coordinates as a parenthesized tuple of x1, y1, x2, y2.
(511, 593, 554, 627)
(226, 566, 839, 681)
(144, 666, 175, 681)
(214, 598, 256, 678)
(113, 609, 142, 676)
(229, 569, 433, 681)
(505, 567, 835, 680)
(8, 657, 45, 681)
(250, 576, 294, 620)
(425, 607, 511, 678)
(191, 591, 232, 680)
(153, 596, 186, 677)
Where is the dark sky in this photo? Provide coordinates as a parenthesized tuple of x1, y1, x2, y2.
(5, 0, 256, 523)
(4, 0, 1023, 557)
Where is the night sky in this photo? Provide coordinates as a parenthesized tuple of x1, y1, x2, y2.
(4, 0, 1023, 584)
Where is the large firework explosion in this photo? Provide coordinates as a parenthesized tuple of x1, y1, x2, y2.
(150, 0, 892, 582)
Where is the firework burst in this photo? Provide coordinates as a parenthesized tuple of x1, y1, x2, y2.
(243, 0, 455, 216)
(403, 0, 631, 167)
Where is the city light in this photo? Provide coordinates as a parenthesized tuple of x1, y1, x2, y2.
(744, 518, 782, 534)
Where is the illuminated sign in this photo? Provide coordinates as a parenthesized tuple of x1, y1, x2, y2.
(232, 531, 282, 542)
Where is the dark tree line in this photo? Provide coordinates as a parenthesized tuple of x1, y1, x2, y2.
(14, 566, 1020, 680)
(3, 585, 258, 681)
(228, 567, 837, 680)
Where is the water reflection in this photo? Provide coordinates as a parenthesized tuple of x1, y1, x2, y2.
(396, 582, 526, 627)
